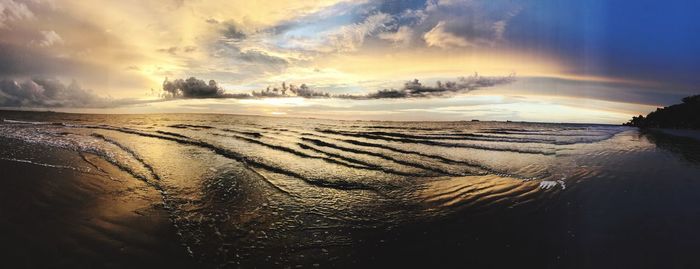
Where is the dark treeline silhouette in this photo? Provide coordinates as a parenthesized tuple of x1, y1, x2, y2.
(624, 95, 700, 129)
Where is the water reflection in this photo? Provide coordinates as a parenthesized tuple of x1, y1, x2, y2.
(641, 130, 700, 164)
(417, 175, 543, 214)
(4, 112, 700, 267)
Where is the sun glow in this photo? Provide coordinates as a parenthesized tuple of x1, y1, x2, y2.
(239, 97, 308, 107)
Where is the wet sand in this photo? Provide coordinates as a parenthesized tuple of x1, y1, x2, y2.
(0, 137, 194, 268)
(3, 112, 700, 268)
(653, 128, 700, 141)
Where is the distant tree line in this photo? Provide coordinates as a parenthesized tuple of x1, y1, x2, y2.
(624, 95, 700, 129)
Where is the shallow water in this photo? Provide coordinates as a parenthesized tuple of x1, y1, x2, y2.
(1, 111, 700, 268)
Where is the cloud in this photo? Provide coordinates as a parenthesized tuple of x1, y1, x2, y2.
(162, 77, 223, 98)
(0, 2, 157, 95)
(4, 0, 529, 108)
(277, 12, 394, 53)
(0, 42, 88, 77)
(251, 83, 330, 98)
(157, 46, 179, 55)
(171, 0, 185, 9)
(380, 0, 523, 49)
(221, 21, 246, 40)
(238, 50, 288, 65)
(339, 74, 517, 99)
(162, 77, 249, 99)
(323, 12, 393, 52)
(0, 78, 141, 108)
(378, 26, 413, 47)
(0, 0, 35, 28)
(157, 45, 197, 55)
(267, 0, 521, 52)
(492, 20, 508, 41)
(160, 74, 516, 100)
(423, 21, 473, 48)
(183, 46, 197, 52)
(32, 30, 64, 47)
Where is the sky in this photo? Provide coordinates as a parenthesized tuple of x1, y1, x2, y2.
(0, 0, 699, 123)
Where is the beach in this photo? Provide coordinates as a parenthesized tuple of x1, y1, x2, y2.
(653, 128, 700, 141)
(0, 136, 193, 268)
(2, 111, 700, 268)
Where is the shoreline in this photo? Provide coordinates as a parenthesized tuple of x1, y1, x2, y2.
(651, 128, 700, 141)
(0, 137, 194, 268)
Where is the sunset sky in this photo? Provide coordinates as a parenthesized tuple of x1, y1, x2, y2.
(1, 0, 699, 123)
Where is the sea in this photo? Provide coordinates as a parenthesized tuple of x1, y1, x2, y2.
(1, 110, 700, 268)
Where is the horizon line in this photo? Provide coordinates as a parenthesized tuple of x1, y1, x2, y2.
(0, 108, 623, 126)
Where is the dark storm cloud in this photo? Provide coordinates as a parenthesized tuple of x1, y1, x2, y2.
(162, 77, 222, 98)
(0, 42, 151, 92)
(0, 43, 66, 76)
(161, 77, 249, 99)
(161, 75, 515, 100)
(0, 78, 144, 108)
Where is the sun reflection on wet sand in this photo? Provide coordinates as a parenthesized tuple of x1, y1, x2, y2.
(0, 143, 192, 268)
(417, 175, 543, 212)
(3, 112, 700, 267)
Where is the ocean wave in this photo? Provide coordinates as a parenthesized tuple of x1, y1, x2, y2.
(0, 157, 90, 172)
(315, 128, 556, 155)
(2, 118, 64, 126)
(88, 126, 382, 191)
(168, 124, 214, 129)
(1, 112, 652, 266)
